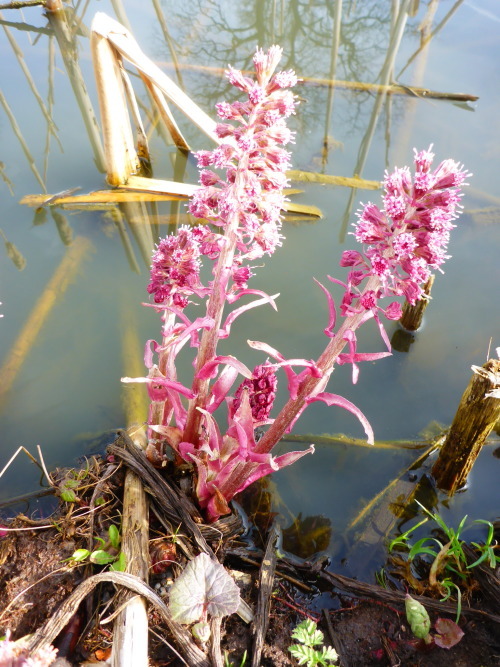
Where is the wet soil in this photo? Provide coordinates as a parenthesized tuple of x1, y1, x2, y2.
(0, 452, 499, 666)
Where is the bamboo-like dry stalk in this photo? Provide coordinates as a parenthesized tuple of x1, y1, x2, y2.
(91, 13, 219, 144)
(0, 237, 93, 407)
(287, 169, 380, 190)
(113, 307, 150, 667)
(20, 191, 186, 206)
(139, 74, 190, 150)
(90, 21, 140, 185)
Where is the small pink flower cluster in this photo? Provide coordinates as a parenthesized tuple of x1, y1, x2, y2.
(340, 146, 470, 314)
(147, 226, 209, 307)
(233, 362, 278, 422)
(189, 45, 298, 270)
(0, 633, 58, 667)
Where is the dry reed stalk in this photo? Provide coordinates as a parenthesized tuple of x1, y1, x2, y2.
(90, 24, 140, 185)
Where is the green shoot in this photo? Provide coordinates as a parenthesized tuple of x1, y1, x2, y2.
(289, 619, 338, 666)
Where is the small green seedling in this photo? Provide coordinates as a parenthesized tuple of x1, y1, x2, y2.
(389, 504, 499, 620)
(289, 619, 338, 666)
(224, 649, 247, 666)
(67, 524, 126, 571)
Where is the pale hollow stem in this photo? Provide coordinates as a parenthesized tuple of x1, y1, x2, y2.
(255, 275, 381, 455)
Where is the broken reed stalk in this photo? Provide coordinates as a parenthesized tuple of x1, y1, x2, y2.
(112, 308, 151, 667)
(90, 24, 140, 185)
(399, 274, 435, 331)
(251, 521, 280, 667)
(431, 358, 500, 493)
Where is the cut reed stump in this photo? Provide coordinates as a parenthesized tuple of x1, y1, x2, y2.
(399, 274, 435, 331)
(431, 358, 500, 493)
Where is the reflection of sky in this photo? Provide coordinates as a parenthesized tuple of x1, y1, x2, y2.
(0, 2, 498, 563)
(464, 0, 500, 24)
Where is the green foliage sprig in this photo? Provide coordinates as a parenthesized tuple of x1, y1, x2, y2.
(289, 619, 338, 666)
(67, 523, 126, 571)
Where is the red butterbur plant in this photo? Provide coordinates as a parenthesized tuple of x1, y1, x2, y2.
(123, 46, 469, 521)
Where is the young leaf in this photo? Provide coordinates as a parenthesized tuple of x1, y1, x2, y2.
(169, 553, 241, 624)
(192, 620, 211, 644)
(69, 548, 90, 562)
(61, 489, 77, 503)
(433, 617, 464, 649)
(405, 594, 431, 640)
(110, 551, 127, 571)
(90, 549, 117, 565)
(108, 524, 121, 549)
(289, 644, 319, 665)
(321, 646, 339, 662)
(291, 619, 324, 647)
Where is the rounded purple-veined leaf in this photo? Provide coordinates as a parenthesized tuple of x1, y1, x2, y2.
(169, 553, 241, 624)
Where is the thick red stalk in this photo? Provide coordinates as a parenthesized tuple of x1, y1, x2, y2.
(254, 277, 380, 454)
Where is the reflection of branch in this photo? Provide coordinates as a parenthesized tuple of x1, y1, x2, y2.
(339, 0, 412, 241)
(157, 60, 478, 102)
(397, 0, 465, 79)
(0, 14, 62, 147)
(321, 0, 342, 169)
(0, 87, 46, 191)
(46, 5, 106, 173)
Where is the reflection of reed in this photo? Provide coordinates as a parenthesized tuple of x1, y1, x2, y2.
(0, 236, 93, 407)
(0, 13, 61, 149)
(321, 0, 342, 170)
(397, 0, 465, 79)
(151, 0, 184, 87)
(46, 2, 106, 173)
(339, 0, 411, 241)
(392, 0, 438, 165)
(0, 87, 46, 191)
(0, 228, 26, 270)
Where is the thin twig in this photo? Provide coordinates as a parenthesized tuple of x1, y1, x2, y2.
(36, 445, 54, 486)
(0, 446, 46, 479)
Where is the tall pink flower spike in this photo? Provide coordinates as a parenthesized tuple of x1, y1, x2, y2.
(122, 46, 469, 520)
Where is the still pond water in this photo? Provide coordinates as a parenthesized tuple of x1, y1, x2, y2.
(0, 0, 499, 575)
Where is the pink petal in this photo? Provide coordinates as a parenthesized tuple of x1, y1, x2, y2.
(197, 355, 253, 380)
(219, 292, 279, 338)
(314, 278, 337, 337)
(308, 392, 374, 444)
(207, 365, 239, 413)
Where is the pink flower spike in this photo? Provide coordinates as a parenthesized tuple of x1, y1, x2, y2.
(314, 278, 337, 337)
(307, 392, 374, 445)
